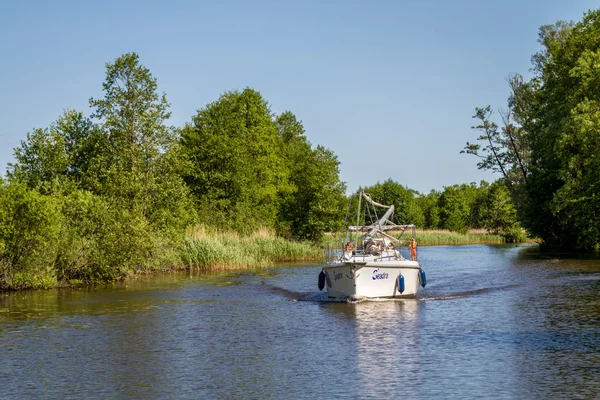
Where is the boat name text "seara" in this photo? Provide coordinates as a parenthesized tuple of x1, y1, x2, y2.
(372, 269, 389, 280)
(333, 272, 343, 281)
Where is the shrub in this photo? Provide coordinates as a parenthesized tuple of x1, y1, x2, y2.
(0, 182, 61, 289)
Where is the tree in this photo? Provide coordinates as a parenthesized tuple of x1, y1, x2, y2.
(462, 102, 529, 191)
(0, 182, 62, 289)
(462, 10, 600, 249)
(181, 88, 288, 231)
(480, 181, 522, 240)
(417, 190, 441, 229)
(8, 110, 106, 192)
(90, 52, 178, 218)
(90, 52, 173, 171)
(8, 126, 69, 189)
(437, 183, 479, 233)
(527, 12, 600, 249)
(353, 179, 425, 228)
(275, 111, 346, 241)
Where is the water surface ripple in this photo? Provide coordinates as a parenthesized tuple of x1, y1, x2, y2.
(1, 244, 599, 399)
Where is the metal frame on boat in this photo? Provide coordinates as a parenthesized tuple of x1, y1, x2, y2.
(319, 191, 426, 300)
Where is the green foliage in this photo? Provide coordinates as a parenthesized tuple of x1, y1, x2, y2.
(462, 107, 510, 177)
(0, 183, 186, 289)
(349, 179, 523, 240)
(414, 230, 505, 246)
(479, 181, 523, 241)
(437, 183, 481, 233)
(352, 179, 424, 227)
(277, 144, 347, 242)
(8, 127, 68, 187)
(181, 88, 288, 231)
(3, 50, 350, 290)
(3, 53, 346, 289)
(276, 111, 347, 241)
(0, 182, 61, 289)
(2, 53, 196, 289)
(180, 226, 321, 271)
(89, 52, 187, 222)
(90, 52, 173, 172)
(8, 110, 106, 192)
(417, 190, 441, 228)
(464, 10, 600, 249)
(54, 190, 166, 284)
(528, 11, 600, 249)
(181, 90, 346, 241)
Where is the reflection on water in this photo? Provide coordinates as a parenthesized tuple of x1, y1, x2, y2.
(325, 300, 421, 398)
(1, 245, 600, 398)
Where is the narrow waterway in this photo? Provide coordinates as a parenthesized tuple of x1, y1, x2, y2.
(1, 244, 599, 399)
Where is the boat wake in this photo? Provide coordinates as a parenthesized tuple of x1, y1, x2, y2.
(260, 281, 520, 303)
(259, 282, 416, 303)
(419, 284, 520, 301)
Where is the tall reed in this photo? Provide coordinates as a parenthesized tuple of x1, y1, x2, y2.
(323, 229, 507, 247)
(180, 225, 321, 271)
(411, 229, 505, 245)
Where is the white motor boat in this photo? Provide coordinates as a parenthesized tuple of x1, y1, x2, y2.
(319, 191, 426, 300)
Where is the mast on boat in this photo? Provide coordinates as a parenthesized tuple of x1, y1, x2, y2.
(344, 191, 417, 252)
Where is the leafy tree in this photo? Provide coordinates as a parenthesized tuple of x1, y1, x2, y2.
(8, 110, 106, 191)
(417, 190, 441, 229)
(0, 182, 62, 288)
(462, 10, 600, 249)
(3, 52, 354, 289)
(352, 179, 424, 228)
(480, 181, 522, 241)
(275, 111, 346, 241)
(527, 12, 600, 249)
(437, 183, 479, 233)
(181, 88, 288, 231)
(90, 52, 172, 172)
(89, 52, 180, 218)
(8, 126, 68, 189)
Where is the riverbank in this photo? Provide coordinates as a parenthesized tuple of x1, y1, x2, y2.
(326, 229, 532, 247)
(414, 229, 505, 246)
(179, 226, 321, 271)
(0, 225, 534, 290)
(0, 223, 322, 290)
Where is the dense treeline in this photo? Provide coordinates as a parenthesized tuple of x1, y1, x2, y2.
(347, 179, 523, 241)
(7, 9, 595, 289)
(0, 52, 524, 289)
(0, 53, 346, 289)
(180, 90, 346, 239)
(463, 9, 600, 250)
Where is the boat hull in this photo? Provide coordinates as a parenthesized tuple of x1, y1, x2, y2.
(323, 260, 422, 299)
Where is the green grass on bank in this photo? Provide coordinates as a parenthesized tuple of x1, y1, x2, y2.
(412, 229, 505, 246)
(179, 227, 530, 274)
(1, 223, 531, 290)
(325, 229, 531, 247)
(179, 225, 322, 271)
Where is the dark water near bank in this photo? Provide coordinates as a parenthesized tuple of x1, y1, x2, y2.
(1, 245, 600, 399)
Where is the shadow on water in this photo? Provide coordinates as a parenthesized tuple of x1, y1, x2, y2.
(256, 281, 338, 302)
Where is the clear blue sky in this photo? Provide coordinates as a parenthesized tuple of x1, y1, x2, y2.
(0, 0, 597, 193)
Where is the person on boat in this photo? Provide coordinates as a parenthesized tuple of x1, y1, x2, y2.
(410, 238, 417, 261)
(345, 241, 353, 252)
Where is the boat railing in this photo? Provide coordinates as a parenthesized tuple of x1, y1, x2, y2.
(324, 243, 353, 263)
(326, 190, 419, 264)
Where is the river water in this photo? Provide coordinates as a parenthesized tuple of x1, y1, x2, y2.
(1, 244, 599, 399)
